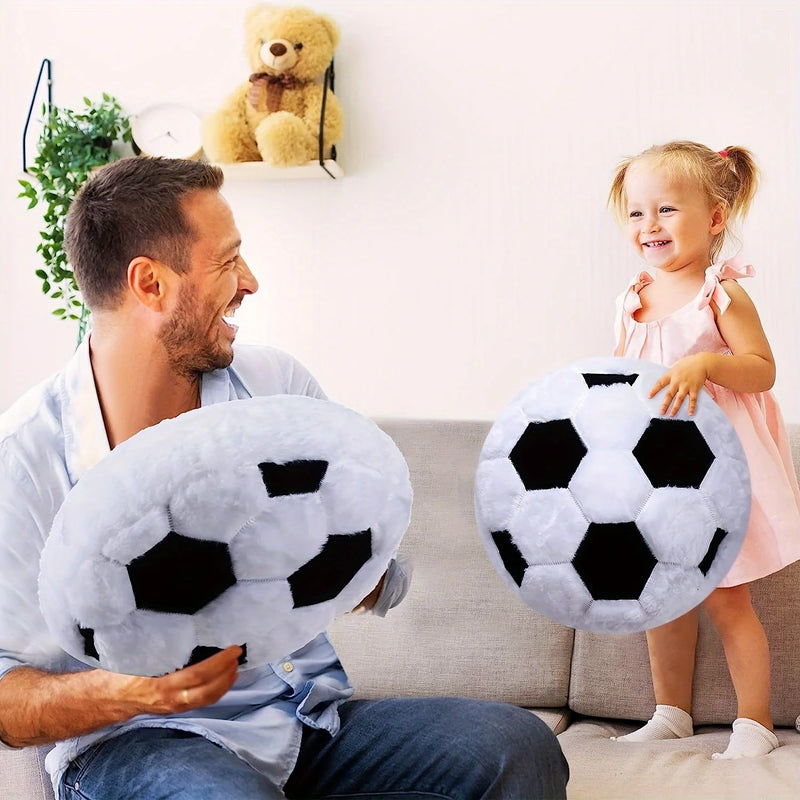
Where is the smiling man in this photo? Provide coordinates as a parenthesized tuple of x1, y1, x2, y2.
(0, 158, 568, 800)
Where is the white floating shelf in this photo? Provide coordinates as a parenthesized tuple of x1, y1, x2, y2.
(216, 159, 343, 181)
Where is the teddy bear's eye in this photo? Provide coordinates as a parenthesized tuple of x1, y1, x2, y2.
(294, 42, 303, 51)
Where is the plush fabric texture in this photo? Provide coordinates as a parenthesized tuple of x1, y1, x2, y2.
(475, 357, 751, 633)
(38, 396, 411, 676)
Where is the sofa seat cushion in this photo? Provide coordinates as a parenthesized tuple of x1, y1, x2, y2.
(558, 717, 800, 800)
(330, 420, 575, 707)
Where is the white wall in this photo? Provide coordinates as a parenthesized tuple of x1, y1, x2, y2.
(2, 0, 798, 421)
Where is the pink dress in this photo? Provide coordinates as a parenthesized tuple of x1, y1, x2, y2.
(615, 258, 800, 586)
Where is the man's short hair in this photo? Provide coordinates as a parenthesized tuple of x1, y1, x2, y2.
(65, 157, 224, 310)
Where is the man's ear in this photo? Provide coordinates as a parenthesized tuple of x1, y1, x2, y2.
(127, 257, 171, 311)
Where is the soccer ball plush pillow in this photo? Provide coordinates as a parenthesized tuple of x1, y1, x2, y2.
(39, 395, 412, 676)
(474, 357, 750, 633)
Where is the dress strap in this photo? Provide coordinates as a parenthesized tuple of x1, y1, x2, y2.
(622, 271, 654, 315)
(698, 256, 755, 314)
(615, 272, 653, 356)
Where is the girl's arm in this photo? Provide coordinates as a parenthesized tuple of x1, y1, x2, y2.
(649, 280, 775, 416)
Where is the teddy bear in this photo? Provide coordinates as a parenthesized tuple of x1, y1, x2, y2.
(203, 4, 343, 167)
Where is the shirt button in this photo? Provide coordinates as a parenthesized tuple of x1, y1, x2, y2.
(282, 662, 294, 673)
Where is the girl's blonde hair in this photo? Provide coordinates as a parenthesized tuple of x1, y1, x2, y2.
(608, 141, 759, 262)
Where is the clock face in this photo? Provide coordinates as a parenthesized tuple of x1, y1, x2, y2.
(132, 104, 203, 159)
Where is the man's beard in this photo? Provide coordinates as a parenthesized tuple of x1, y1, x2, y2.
(158, 282, 234, 379)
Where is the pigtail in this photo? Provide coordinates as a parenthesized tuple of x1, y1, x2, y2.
(607, 159, 632, 225)
(720, 146, 759, 222)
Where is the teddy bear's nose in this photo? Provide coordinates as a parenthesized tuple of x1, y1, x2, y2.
(270, 42, 287, 57)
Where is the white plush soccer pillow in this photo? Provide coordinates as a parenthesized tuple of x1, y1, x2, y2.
(475, 357, 751, 633)
(39, 395, 412, 676)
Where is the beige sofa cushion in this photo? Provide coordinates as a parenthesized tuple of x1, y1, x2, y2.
(558, 718, 800, 800)
(330, 420, 575, 708)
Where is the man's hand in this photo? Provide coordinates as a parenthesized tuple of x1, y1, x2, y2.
(0, 645, 242, 748)
(124, 645, 242, 715)
(649, 354, 710, 417)
(349, 556, 413, 617)
(351, 574, 386, 614)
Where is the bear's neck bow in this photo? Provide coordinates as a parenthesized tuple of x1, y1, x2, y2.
(248, 72, 302, 113)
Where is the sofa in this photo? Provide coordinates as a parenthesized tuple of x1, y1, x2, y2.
(2, 420, 799, 799)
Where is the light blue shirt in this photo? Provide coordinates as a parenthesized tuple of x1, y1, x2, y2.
(0, 338, 354, 794)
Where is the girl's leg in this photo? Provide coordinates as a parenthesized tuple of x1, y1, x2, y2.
(612, 609, 698, 742)
(647, 608, 699, 713)
(703, 583, 778, 758)
(703, 583, 771, 727)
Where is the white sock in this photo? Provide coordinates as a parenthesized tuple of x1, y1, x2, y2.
(711, 718, 779, 759)
(611, 704, 693, 742)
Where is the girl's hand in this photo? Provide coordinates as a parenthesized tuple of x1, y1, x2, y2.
(648, 354, 710, 417)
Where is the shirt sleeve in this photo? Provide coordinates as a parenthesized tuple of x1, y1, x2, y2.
(280, 354, 327, 401)
(0, 445, 69, 684)
(230, 345, 327, 401)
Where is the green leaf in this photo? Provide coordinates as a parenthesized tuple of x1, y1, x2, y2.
(20, 92, 130, 322)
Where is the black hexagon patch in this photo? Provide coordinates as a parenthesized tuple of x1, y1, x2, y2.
(633, 419, 714, 489)
(572, 522, 657, 600)
(491, 529, 529, 587)
(582, 373, 638, 388)
(509, 420, 588, 491)
(698, 528, 728, 576)
(127, 531, 235, 615)
(79, 626, 99, 660)
(185, 643, 248, 668)
(259, 460, 328, 497)
(289, 530, 372, 608)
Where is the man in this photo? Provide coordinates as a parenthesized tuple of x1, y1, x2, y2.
(0, 157, 568, 799)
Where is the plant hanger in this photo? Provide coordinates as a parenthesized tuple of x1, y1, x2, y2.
(22, 58, 52, 174)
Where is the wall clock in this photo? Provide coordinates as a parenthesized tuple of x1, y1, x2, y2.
(131, 104, 203, 159)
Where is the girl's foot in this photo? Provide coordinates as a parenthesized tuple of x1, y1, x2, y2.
(711, 718, 779, 759)
(611, 704, 693, 742)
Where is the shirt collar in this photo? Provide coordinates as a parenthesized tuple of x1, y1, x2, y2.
(61, 335, 110, 485)
(61, 335, 238, 485)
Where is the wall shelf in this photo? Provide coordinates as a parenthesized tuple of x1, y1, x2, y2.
(216, 159, 343, 182)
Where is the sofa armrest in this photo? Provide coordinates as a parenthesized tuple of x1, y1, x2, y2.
(0, 745, 54, 800)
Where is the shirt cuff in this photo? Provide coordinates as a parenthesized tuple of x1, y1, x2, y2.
(371, 555, 412, 618)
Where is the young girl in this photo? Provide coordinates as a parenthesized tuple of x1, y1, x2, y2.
(607, 141, 800, 759)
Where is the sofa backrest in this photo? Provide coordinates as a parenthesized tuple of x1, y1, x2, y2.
(330, 420, 576, 708)
(331, 420, 800, 726)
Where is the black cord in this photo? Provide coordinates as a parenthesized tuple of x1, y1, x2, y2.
(318, 60, 336, 179)
(22, 58, 53, 173)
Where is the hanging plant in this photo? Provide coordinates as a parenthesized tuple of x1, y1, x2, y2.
(18, 94, 132, 343)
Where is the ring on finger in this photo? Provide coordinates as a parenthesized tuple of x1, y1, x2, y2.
(182, 688, 190, 705)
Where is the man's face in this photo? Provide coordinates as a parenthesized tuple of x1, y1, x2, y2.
(158, 190, 258, 376)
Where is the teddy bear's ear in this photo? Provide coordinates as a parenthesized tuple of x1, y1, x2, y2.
(245, 4, 275, 28)
(319, 14, 340, 48)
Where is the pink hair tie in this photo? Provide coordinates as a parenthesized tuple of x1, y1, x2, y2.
(718, 150, 729, 158)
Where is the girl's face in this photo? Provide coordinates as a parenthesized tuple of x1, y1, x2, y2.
(624, 159, 726, 275)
